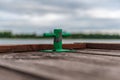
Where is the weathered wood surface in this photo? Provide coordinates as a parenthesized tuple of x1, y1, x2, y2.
(0, 43, 86, 53)
(1, 43, 120, 53)
(0, 49, 120, 80)
(0, 66, 42, 80)
(87, 43, 120, 50)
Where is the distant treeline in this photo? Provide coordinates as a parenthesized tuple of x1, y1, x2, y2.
(1, 31, 120, 39)
(0, 31, 42, 38)
(70, 33, 120, 39)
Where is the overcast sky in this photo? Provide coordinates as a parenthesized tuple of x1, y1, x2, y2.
(0, 0, 120, 34)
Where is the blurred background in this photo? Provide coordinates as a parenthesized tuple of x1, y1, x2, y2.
(0, 0, 120, 44)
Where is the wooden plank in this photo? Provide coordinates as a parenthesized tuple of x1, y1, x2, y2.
(0, 43, 86, 53)
(86, 43, 120, 50)
(1, 43, 120, 53)
(0, 49, 120, 80)
(0, 66, 42, 80)
(78, 49, 120, 57)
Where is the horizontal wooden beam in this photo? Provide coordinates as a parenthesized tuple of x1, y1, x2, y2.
(86, 43, 120, 50)
(0, 43, 86, 53)
(1, 43, 120, 53)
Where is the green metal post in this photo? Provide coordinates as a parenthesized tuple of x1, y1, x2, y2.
(41, 29, 75, 52)
(54, 29, 62, 51)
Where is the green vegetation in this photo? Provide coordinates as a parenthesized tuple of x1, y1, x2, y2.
(69, 33, 120, 39)
(0, 31, 42, 39)
(0, 31, 120, 39)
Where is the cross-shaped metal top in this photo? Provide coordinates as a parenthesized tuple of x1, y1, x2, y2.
(42, 29, 74, 52)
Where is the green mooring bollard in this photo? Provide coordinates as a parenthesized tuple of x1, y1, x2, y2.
(41, 29, 75, 52)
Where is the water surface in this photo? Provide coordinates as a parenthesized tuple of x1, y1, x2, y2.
(0, 39, 120, 45)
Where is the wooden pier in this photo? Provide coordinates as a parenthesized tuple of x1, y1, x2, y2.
(0, 43, 120, 80)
